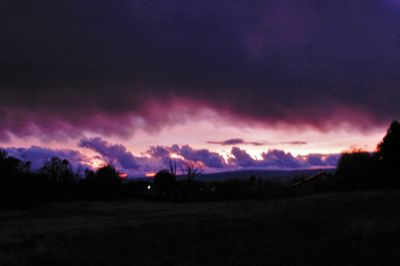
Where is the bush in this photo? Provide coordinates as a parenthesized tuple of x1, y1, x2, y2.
(334, 151, 380, 190)
(84, 164, 122, 199)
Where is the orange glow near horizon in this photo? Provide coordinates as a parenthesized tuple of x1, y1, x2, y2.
(145, 172, 156, 177)
(119, 173, 128, 179)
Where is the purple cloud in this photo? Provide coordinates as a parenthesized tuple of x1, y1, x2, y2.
(147, 144, 225, 168)
(280, 141, 307, 146)
(147, 145, 171, 160)
(3, 146, 88, 170)
(78, 137, 140, 170)
(207, 139, 307, 146)
(229, 147, 338, 169)
(261, 149, 302, 168)
(229, 147, 258, 167)
(207, 139, 266, 146)
(208, 138, 246, 145)
(0, 0, 399, 139)
(173, 145, 225, 168)
(299, 153, 341, 167)
(1, 141, 340, 177)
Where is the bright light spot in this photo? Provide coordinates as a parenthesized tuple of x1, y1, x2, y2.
(147, 185, 151, 190)
(87, 158, 106, 169)
(245, 148, 264, 160)
(219, 150, 231, 161)
(170, 153, 184, 160)
(145, 172, 156, 177)
(119, 173, 128, 179)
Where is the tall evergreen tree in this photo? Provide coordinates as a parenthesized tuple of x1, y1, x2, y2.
(377, 120, 400, 185)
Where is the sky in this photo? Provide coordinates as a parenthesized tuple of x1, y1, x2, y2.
(0, 0, 399, 176)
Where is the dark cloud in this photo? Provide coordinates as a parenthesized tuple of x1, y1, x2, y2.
(147, 145, 171, 164)
(0, 0, 399, 138)
(229, 147, 302, 168)
(3, 146, 88, 170)
(299, 153, 341, 167)
(208, 139, 307, 146)
(148, 144, 225, 168)
(261, 150, 303, 168)
(208, 138, 246, 145)
(207, 138, 265, 146)
(78, 137, 140, 170)
(280, 141, 307, 146)
(229, 147, 338, 169)
(173, 145, 225, 168)
(229, 147, 258, 167)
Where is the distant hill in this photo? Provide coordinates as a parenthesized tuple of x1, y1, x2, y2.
(196, 168, 335, 182)
(130, 168, 336, 182)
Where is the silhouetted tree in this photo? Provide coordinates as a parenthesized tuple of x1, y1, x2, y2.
(0, 151, 21, 194)
(84, 168, 96, 180)
(153, 169, 176, 199)
(378, 121, 400, 162)
(169, 159, 177, 176)
(0, 155, 22, 176)
(334, 150, 379, 190)
(40, 157, 75, 185)
(84, 164, 121, 198)
(181, 160, 204, 182)
(0, 150, 48, 205)
(0, 149, 6, 160)
(94, 164, 121, 185)
(0, 150, 30, 180)
(377, 120, 400, 186)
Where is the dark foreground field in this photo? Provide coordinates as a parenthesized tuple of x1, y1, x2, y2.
(1, 191, 400, 266)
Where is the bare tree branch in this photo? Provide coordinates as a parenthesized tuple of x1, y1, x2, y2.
(181, 160, 204, 182)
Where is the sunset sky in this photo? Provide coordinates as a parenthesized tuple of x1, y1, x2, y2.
(1, 0, 399, 176)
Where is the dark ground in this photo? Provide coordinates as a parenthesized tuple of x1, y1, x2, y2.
(1, 191, 400, 266)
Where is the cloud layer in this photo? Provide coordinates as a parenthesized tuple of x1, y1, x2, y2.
(207, 138, 307, 146)
(1, 0, 399, 139)
(207, 139, 266, 146)
(2, 137, 339, 177)
(148, 144, 226, 168)
(78, 137, 140, 170)
(228, 147, 339, 170)
(3, 146, 89, 170)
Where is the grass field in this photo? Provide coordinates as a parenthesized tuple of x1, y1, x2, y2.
(1, 191, 400, 265)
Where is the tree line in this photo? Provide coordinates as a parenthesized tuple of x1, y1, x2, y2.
(334, 120, 400, 190)
(1, 120, 400, 207)
(0, 148, 291, 206)
(0, 153, 125, 206)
